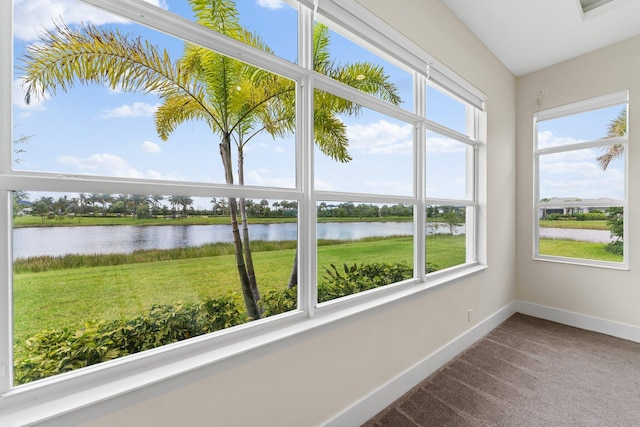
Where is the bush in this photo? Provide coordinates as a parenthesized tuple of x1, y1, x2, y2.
(604, 240, 623, 255)
(14, 261, 439, 384)
(318, 261, 416, 302)
(14, 296, 246, 384)
(259, 286, 297, 317)
(261, 261, 434, 316)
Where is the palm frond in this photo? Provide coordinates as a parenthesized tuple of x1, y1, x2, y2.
(155, 94, 214, 141)
(313, 24, 332, 73)
(20, 22, 204, 110)
(189, 0, 241, 37)
(598, 108, 627, 170)
(333, 62, 401, 105)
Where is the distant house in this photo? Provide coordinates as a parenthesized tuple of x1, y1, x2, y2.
(539, 197, 621, 219)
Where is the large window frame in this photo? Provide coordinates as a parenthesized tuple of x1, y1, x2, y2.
(533, 91, 629, 269)
(0, 0, 486, 423)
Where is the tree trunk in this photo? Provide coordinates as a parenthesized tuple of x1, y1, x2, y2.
(220, 135, 261, 320)
(287, 249, 298, 289)
(237, 147, 261, 309)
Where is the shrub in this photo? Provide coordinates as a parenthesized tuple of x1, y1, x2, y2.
(604, 240, 623, 255)
(14, 296, 246, 385)
(259, 286, 297, 317)
(318, 261, 415, 302)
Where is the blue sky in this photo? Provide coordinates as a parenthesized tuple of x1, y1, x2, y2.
(12, 0, 619, 210)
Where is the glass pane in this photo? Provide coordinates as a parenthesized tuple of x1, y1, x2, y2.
(426, 131, 471, 200)
(537, 104, 626, 149)
(314, 90, 413, 196)
(538, 206, 623, 262)
(317, 201, 414, 303)
(12, 191, 298, 384)
(426, 205, 468, 272)
(538, 148, 624, 201)
(313, 23, 411, 111)
(13, 0, 296, 188)
(426, 85, 468, 135)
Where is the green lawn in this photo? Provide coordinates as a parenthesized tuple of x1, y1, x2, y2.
(14, 233, 620, 344)
(539, 238, 622, 262)
(14, 235, 467, 343)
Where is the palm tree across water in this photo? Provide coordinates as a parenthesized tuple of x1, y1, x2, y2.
(20, 0, 401, 320)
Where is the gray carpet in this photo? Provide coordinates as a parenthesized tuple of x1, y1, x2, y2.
(363, 313, 640, 426)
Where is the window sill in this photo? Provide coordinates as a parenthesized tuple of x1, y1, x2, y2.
(0, 263, 486, 427)
(534, 255, 628, 270)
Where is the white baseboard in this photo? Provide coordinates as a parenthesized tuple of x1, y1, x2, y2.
(513, 300, 640, 343)
(323, 302, 517, 427)
(325, 300, 640, 426)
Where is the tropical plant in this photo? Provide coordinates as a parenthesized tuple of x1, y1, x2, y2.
(20, 0, 400, 320)
(597, 108, 626, 170)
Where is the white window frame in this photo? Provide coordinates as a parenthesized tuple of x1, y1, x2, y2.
(533, 91, 629, 269)
(0, 0, 487, 424)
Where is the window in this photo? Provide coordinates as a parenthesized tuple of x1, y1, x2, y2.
(534, 91, 628, 267)
(1, 0, 485, 421)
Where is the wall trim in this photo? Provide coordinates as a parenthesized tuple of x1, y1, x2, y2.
(513, 300, 640, 343)
(323, 301, 517, 427)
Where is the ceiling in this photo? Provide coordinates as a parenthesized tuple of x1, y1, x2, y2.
(441, 0, 640, 76)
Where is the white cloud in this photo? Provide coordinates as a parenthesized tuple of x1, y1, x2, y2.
(13, 0, 168, 41)
(56, 152, 177, 180)
(142, 141, 162, 153)
(347, 120, 413, 155)
(256, 0, 285, 10)
(537, 130, 583, 149)
(426, 135, 467, 153)
(361, 179, 412, 196)
(246, 170, 294, 188)
(100, 102, 160, 119)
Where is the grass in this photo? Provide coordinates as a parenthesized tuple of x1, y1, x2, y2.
(539, 238, 622, 262)
(14, 235, 467, 343)
(539, 220, 610, 230)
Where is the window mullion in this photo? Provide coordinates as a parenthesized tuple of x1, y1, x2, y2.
(0, 191, 12, 392)
(298, 4, 316, 317)
(415, 73, 426, 281)
(1, 0, 12, 392)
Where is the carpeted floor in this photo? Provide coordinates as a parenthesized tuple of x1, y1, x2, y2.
(363, 313, 640, 426)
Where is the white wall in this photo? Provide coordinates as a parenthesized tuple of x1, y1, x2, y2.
(517, 35, 640, 327)
(76, 1, 517, 425)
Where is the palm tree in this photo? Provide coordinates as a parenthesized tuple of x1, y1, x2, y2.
(597, 108, 626, 170)
(20, 0, 400, 319)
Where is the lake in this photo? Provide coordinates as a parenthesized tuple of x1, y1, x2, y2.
(15, 222, 455, 259)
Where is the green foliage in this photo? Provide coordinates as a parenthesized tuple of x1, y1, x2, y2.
(545, 212, 607, 221)
(604, 207, 624, 255)
(604, 240, 623, 255)
(606, 207, 624, 241)
(259, 261, 437, 316)
(318, 261, 416, 303)
(259, 286, 298, 317)
(14, 296, 246, 385)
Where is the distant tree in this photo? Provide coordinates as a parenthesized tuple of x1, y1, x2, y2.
(442, 211, 463, 235)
